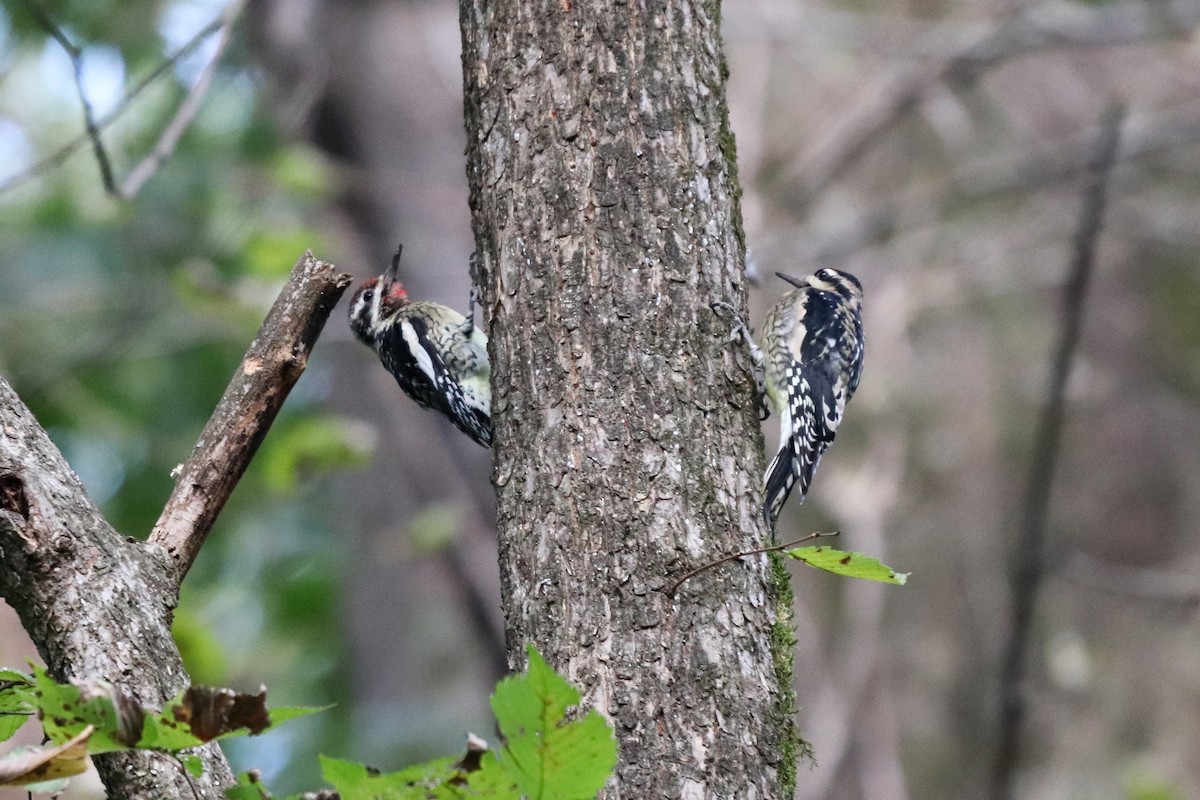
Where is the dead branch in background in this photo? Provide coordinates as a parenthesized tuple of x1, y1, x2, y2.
(9, 0, 246, 199)
(19, 0, 117, 193)
(780, 2, 1197, 207)
(118, 0, 248, 198)
(149, 251, 352, 579)
(0, 13, 222, 194)
(1059, 551, 1200, 608)
(989, 105, 1125, 800)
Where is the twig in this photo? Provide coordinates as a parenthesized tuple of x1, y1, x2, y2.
(118, 0, 248, 198)
(788, 2, 1195, 206)
(5, 0, 246, 199)
(148, 251, 352, 580)
(19, 0, 118, 193)
(0, 15, 223, 195)
(665, 532, 838, 597)
(989, 105, 1125, 800)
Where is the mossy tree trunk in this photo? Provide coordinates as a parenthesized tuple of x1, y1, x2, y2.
(459, 2, 798, 796)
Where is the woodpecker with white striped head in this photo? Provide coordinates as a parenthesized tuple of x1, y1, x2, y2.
(759, 268, 864, 532)
(348, 245, 492, 447)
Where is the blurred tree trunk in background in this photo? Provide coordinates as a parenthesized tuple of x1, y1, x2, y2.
(461, 2, 795, 796)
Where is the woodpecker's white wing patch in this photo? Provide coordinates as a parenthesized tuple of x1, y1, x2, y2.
(399, 320, 441, 388)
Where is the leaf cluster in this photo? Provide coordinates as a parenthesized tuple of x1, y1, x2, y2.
(229, 645, 617, 800)
(0, 665, 323, 793)
(0, 645, 617, 799)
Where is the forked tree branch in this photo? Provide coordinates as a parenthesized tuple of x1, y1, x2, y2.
(0, 249, 348, 797)
(149, 251, 352, 579)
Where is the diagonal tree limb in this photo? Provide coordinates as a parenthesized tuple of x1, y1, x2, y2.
(1, 249, 348, 796)
(0, 380, 235, 798)
(148, 251, 352, 579)
(988, 104, 1125, 800)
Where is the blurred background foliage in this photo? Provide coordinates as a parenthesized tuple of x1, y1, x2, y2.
(2, 0, 1200, 799)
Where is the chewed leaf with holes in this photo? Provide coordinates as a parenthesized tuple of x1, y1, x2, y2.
(787, 545, 909, 585)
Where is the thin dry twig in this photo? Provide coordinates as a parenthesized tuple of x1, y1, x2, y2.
(787, 2, 1196, 207)
(989, 104, 1126, 800)
(148, 251, 352, 580)
(19, 0, 117, 193)
(0, 15, 223, 195)
(665, 532, 838, 597)
(118, 0, 248, 198)
(6, 0, 247, 199)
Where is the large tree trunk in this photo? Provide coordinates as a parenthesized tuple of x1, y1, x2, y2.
(460, 2, 797, 796)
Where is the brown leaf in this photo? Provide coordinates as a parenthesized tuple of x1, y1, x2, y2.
(171, 686, 270, 741)
(0, 724, 92, 786)
(447, 732, 490, 786)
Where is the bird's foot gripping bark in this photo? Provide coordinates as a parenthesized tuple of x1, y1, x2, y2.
(711, 301, 769, 421)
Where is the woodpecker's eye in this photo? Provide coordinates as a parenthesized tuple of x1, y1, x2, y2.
(363, 290, 374, 303)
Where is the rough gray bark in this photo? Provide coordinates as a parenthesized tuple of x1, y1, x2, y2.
(0, 252, 351, 799)
(0, 379, 234, 798)
(460, 2, 797, 797)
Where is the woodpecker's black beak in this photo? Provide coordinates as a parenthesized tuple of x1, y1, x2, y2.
(776, 272, 806, 289)
(384, 244, 404, 284)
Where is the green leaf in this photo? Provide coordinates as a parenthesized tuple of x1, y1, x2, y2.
(489, 644, 617, 800)
(225, 770, 304, 800)
(455, 750, 520, 799)
(33, 667, 143, 754)
(181, 753, 204, 778)
(137, 690, 330, 751)
(0, 714, 31, 744)
(136, 712, 204, 751)
(0, 671, 37, 744)
(785, 546, 909, 585)
(320, 754, 459, 799)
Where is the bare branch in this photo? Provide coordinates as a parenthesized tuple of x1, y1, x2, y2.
(989, 104, 1126, 800)
(666, 532, 836, 597)
(19, 0, 118, 193)
(1058, 550, 1200, 607)
(0, 15, 223, 195)
(118, 0, 248, 198)
(1, 0, 245, 199)
(785, 2, 1197, 207)
(148, 251, 352, 579)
